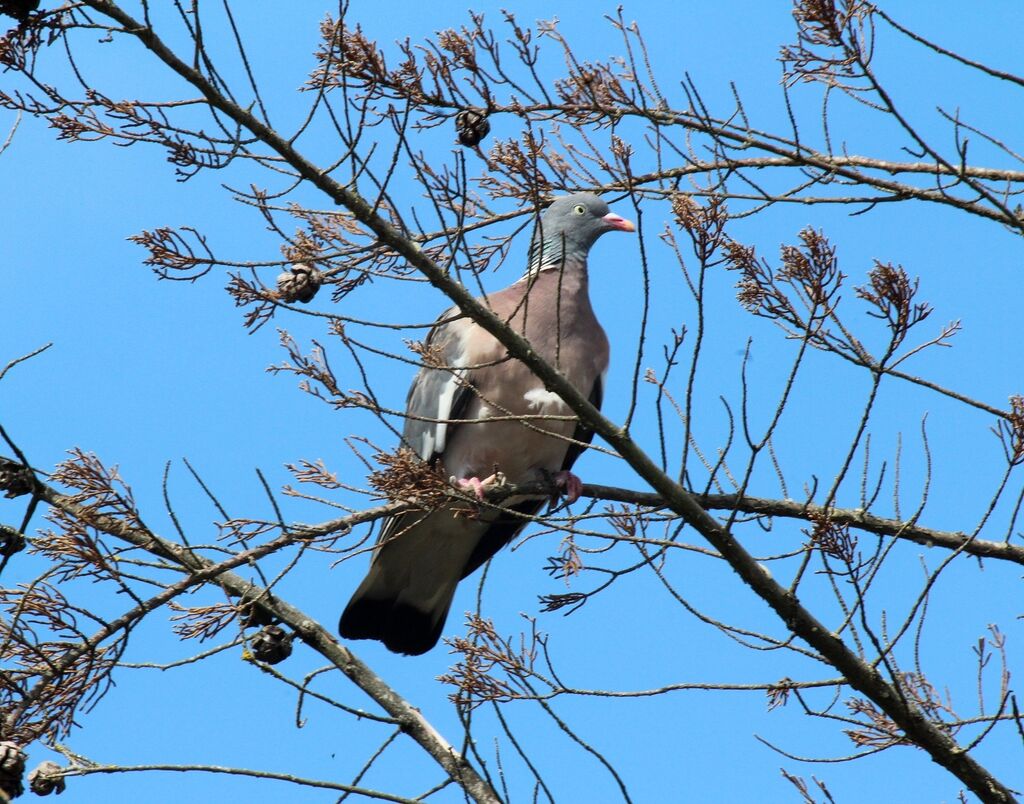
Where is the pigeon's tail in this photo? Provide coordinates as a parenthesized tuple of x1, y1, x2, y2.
(339, 567, 457, 656)
(339, 502, 540, 655)
(339, 511, 474, 655)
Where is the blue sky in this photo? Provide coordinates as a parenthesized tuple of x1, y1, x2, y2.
(3, 2, 1023, 801)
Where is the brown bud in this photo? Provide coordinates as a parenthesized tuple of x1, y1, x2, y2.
(0, 458, 34, 499)
(0, 742, 26, 800)
(0, 525, 25, 558)
(250, 624, 293, 665)
(276, 263, 323, 304)
(455, 108, 490, 148)
(28, 761, 65, 796)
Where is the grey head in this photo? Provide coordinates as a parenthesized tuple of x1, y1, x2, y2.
(528, 192, 635, 273)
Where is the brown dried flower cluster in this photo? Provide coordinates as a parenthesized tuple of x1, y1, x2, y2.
(996, 394, 1024, 466)
(0, 582, 116, 745)
(127, 226, 214, 280)
(367, 448, 451, 508)
(439, 615, 539, 711)
(855, 261, 932, 350)
(807, 510, 857, 566)
(845, 672, 957, 748)
(781, 0, 874, 89)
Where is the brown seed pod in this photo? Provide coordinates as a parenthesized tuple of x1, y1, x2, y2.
(0, 741, 26, 800)
(276, 263, 323, 304)
(455, 108, 490, 148)
(0, 524, 26, 558)
(28, 761, 66, 797)
(0, 457, 34, 499)
(250, 624, 294, 665)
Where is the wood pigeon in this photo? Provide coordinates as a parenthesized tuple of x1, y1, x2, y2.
(339, 193, 635, 655)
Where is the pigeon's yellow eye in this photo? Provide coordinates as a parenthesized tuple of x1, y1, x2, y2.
(573, 204, 586, 215)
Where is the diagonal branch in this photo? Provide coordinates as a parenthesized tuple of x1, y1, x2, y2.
(23, 478, 500, 804)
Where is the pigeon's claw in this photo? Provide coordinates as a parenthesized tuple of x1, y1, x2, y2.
(452, 471, 507, 501)
(551, 470, 583, 505)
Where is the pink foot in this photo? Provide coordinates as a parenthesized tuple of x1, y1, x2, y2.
(453, 471, 506, 501)
(551, 470, 583, 504)
(455, 476, 486, 501)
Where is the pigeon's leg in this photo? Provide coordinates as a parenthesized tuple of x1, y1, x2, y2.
(452, 471, 507, 501)
(550, 470, 583, 504)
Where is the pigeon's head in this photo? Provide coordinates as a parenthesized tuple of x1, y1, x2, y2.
(530, 193, 634, 270)
(540, 192, 635, 247)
